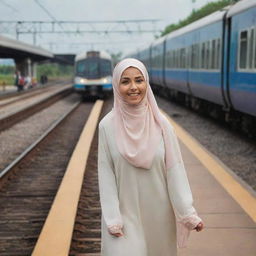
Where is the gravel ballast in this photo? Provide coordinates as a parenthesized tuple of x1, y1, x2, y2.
(0, 94, 82, 170)
(156, 96, 256, 192)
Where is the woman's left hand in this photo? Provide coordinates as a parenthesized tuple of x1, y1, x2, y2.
(194, 221, 204, 232)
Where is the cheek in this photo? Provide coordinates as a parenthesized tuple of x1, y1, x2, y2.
(140, 83, 147, 95)
(119, 85, 128, 97)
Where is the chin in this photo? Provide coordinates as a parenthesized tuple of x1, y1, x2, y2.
(127, 99, 142, 105)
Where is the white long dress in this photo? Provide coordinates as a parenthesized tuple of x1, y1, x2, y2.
(98, 112, 199, 256)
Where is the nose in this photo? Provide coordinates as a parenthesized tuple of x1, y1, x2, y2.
(130, 81, 138, 91)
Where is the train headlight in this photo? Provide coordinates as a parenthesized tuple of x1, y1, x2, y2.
(102, 76, 112, 84)
(75, 77, 87, 84)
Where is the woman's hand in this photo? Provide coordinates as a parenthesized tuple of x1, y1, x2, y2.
(109, 230, 124, 237)
(107, 224, 124, 237)
(194, 221, 204, 232)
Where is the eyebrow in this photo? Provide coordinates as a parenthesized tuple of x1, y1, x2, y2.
(121, 76, 144, 79)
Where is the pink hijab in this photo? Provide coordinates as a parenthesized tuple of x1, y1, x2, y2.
(112, 58, 182, 170)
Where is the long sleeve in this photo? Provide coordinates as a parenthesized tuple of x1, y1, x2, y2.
(166, 126, 202, 248)
(98, 123, 123, 231)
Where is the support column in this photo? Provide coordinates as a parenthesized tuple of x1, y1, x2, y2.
(27, 58, 32, 77)
(32, 62, 37, 79)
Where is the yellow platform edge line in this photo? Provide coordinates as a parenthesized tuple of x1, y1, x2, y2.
(32, 100, 104, 256)
(161, 110, 256, 223)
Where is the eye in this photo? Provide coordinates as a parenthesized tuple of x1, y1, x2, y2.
(120, 79, 129, 84)
(136, 79, 144, 83)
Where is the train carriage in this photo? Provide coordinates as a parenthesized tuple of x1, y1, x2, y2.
(131, 0, 256, 135)
(226, 0, 256, 117)
(150, 36, 166, 88)
(73, 51, 113, 98)
(164, 9, 227, 106)
(136, 45, 151, 75)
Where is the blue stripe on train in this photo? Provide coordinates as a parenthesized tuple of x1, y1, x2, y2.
(73, 83, 112, 89)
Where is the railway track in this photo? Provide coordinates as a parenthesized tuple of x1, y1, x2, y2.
(0, 101, 93, 256)
(69, 100, 112, 255)
(0, 84, 73, 132)
(0, 79, 70, 101)
(0, 82, 67, 109)
(0, 95, 255, 255)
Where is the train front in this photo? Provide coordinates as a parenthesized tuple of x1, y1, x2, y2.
(73, 51, 113, 98)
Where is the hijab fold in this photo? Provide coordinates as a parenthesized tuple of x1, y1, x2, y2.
(112, 58, 182, 170)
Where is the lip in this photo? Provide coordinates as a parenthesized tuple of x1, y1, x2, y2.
(128, 92, 140, 96)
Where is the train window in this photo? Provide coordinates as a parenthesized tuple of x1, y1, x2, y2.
(180, 48, 186, 68)
(172, 51, 174, 68)
(168, 51, 172, 68)
(166, 50, 170, 68)
(249, 28, 254, 69)
(76, 60, 86, 74)
(196, 44, 200, 69)
(176, 50, 179, 68)
(172, 50, 174, 68)
(255, 28, 256, 69)
(211, 40, 216, 69)
(174, 50, 177, 68)
(239, 30, 248, 69)
(179, 49, 182, 68)
(206, 41, 210, 69)
(100, 59, 112, 76)
(216, 38, 221, 69)
(184, 48, 187, 69)
(188, 46, 191, 69)
(168, 51, 171, 68)
(192, 45, 195, 69)
(201, 42, 205, 69)
(191, 45, 195, 69)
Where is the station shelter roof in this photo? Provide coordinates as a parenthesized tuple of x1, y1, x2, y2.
(0, 35, 53, 61)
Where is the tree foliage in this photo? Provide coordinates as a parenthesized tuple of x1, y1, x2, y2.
(161, 0, 232, 36)
(110, 52, 123, 66)
(37, 63, 73, 79)
(0, 65, 15, 75)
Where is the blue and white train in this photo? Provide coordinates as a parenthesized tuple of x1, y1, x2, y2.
(73, 51, 113, 98)
(128, 0, 256, 135)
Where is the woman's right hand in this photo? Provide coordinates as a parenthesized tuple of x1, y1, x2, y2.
(194, 221, 204, 232)
(107, 224, 124, 237)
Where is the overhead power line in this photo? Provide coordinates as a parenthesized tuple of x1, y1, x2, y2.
(34, 0, 58, 22)
(0, 19, 161, 44)
(33, 0, 65, 31)
(0, 0, 18, 12)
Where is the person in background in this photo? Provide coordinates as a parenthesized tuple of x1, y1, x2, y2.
(98, 58, 203, 256)
(14, 70, 20, 91)
(25, 75, 32, 89)
(31, 77, 37, 87)
(16, 73, 26, 92)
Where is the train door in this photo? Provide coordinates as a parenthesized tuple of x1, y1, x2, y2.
(222, 15, 232, 110)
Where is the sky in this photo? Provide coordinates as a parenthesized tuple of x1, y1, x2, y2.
(0, 0, 213, 56)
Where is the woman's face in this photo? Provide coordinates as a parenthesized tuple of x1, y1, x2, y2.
(119, 67, 147, 105)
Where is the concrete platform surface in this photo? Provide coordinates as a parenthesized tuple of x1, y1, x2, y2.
(178, 140, 256, 256)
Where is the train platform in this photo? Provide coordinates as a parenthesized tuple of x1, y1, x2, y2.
(31, 101, 256, 256)
(164, 114, 256, 255)
(0, 85, 17, 94)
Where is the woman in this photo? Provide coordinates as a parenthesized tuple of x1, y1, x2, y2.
(98, 58, 203, 256)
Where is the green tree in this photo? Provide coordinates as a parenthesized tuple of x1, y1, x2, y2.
(37, 63, 73, 79)
(110, 52, 123, 66)
(161, 0, 231, 36)
(0, 65, 15, 75)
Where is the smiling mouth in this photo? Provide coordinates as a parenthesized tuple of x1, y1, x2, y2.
(128, 93, 140, 96)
